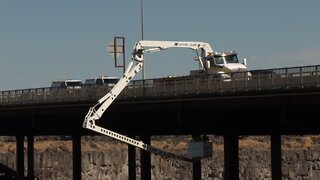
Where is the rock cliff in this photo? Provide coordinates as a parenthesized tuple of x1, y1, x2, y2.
(0, 135, 319, 179)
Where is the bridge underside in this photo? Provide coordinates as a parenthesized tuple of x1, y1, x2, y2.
(1, 89, 319, 136)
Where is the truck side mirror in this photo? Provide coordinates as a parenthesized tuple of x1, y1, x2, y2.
(206, 60, 211, 68)
(243, 58, 247, 66)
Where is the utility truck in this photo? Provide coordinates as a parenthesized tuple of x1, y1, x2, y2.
(133, 41, 249, 78)
(83, 40, 250, 161)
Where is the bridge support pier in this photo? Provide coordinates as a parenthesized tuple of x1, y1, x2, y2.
(27, 135, 34, 180)
(16, 135, 24, 180)
(140, 136, 151, 180)
(192, 159, 201, 180)
(271, 134, 282, 180)
(224, 133, 239, 180)
(128, 140, 136, 180)
(72, 135, 82, 180)
(192, 134, 202, 180)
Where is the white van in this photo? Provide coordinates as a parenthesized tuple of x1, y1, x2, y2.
(84, 76, 119, 86)
(51, 79, 83, 89)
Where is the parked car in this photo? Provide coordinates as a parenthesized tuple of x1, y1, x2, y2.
(84, 75, 119, 86)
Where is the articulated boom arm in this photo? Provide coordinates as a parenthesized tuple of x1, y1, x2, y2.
(83, 59, 143, 128)
(84, 40, 214, 126)
(133, 40, 214, 54)
(133, 40, 214, 70)
(82, 40, 201, 162)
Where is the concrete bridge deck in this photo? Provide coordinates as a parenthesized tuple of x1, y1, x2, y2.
(1, 65, 320, 179)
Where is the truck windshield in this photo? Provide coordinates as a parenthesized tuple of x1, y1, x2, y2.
(224, 55, 239, 63)
(214, 55, 239, 64)
(214, 56, 224, 64)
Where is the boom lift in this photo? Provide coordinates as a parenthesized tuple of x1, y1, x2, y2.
(83, 40, 246, 161)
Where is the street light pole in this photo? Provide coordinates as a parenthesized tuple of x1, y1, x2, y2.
(141, 0, 144, 40)
(141, 0, 145, 80)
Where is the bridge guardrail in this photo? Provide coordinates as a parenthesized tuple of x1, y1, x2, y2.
(1, 65, 320, 106)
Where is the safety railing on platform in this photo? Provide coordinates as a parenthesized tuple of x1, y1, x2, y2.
(1, 65, 320, 106)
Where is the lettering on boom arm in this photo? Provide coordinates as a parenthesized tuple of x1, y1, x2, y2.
(174, 42, 198, 47)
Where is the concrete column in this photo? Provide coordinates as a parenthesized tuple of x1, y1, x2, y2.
(270, 108, 284, 179)
(27, 135, 34, 180)
(192, 135, 201, 180)
(224, 133, 239, 180)
(72, 135, 82, 180)
(128, 143, 136, 180)
(271, 134, 282, 180)
(140, 136, 151, 180)
(16, 135, 24, 180)
(192, 159, 201, 180)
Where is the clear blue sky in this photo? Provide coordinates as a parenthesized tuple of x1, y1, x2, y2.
(1, 1, 320, 90)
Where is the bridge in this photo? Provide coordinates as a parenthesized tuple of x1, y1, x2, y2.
(1, 64, 320, 179)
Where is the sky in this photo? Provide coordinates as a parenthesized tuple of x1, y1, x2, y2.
(1, 1, 320, 90)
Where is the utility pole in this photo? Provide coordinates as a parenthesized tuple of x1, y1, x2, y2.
(141, 0, 145, 80)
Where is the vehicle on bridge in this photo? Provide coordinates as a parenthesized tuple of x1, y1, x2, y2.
(51, 79, 83, 89)
(84, 75, 119, 87)
(133, 40, 250, 79)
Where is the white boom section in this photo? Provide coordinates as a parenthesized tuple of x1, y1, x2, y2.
(83, 57, 192, 161)
(133, 40, 214, 71)
(85, 120, 193, 162)
(83, 40, 213, 162)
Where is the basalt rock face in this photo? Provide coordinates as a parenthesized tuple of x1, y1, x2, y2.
(0, 136, 320, 179)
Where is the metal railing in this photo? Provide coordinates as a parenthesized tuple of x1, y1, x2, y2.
(1, 65, 320, 106)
